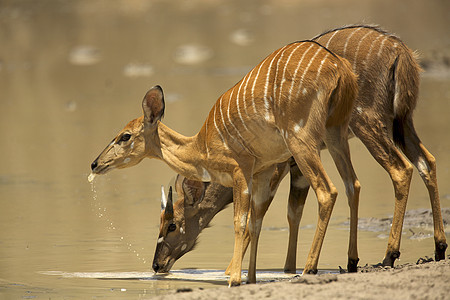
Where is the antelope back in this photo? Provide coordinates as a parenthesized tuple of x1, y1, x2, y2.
(200, 40, 357, 163)
(312, 25, 421, 120)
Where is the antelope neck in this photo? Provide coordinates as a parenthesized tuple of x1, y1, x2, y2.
(155, 122, 208, 181)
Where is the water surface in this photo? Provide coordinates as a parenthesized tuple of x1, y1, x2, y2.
(0, 0, 449, 298)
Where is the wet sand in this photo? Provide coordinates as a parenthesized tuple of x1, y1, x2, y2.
(153, 258, 450, 300)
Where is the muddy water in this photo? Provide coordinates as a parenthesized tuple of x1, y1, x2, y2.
(0, 0, 449, 298)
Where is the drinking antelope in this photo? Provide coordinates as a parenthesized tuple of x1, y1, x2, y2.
(152, 25, 447, 275)
(90, 40, 359, 285)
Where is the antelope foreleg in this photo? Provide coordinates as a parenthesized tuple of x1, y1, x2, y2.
(228, 166, 253, 287)
(284, 164, 309, 273)
(287, 139, 337, 274)
(324, 126, 361, 272)
(247, 167, 276, 284)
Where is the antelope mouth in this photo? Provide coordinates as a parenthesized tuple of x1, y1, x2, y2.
(155, 258, 176, 274)
(91, 160, 113, 175)
(93, 165, 110, 175)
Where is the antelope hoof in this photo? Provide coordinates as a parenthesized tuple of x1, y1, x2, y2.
(305, 268, 318, 275)
(347, 258, 359, 272)
(435, 242, 448, 261)
(382, 251, 400, 267)
(229, 280, 241, 287)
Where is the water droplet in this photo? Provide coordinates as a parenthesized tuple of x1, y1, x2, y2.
(88, 173, 96, 183)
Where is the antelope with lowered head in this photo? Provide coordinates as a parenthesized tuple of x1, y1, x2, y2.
(90, 40, 359, 286)
(151, 25, 447, 275)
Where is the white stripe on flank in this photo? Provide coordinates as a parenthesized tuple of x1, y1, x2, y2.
(377, 36, 389, 57)
(264, 54, 279, 104)
(263, 54, 278, 120)
(278, 43, 303, 105)
(242, 67, 256, 116)
(213, 102, 229, 149)
(157, 237, 164, 244)
(204, 115, 209, 157)
(353, 30, 373, 71)
(251, 56, 271, 114)
(227, 89, 234, 124)
(325, 30, 340, 48)
(273, 45, 292, 101)
(363, 33, 384, 70)
(219, 95, 238, 143)
(227, 90, 246, 142)
(235, 77, 249, 131)
(288, 43, 315, 101)
(315, 52, 329, 81)
(295, 46, 322, 99)
(343, 27, 362, 57)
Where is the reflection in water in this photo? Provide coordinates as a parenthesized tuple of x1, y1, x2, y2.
(0, 0, 449, 298)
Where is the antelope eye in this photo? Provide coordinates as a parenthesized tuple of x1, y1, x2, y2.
(120, 133, 131, 142)
(168, 223, 176, 232)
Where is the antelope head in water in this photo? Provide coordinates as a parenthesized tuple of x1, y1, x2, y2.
(152, 175, 232, 273)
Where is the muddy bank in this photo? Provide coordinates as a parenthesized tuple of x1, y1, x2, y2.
(339, 207, 450, 240)
(153, 257, 450, 300)
(151, 207, 450, 299)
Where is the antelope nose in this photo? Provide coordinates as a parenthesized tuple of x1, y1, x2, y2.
(152, 262, 160, 273)
(91, 160, 98, 171)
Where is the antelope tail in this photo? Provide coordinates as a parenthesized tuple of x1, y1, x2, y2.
(392, 45, 421, 150)
(326, 57, 359, 128)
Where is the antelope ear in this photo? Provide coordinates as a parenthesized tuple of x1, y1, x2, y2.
(164, 186, 174, 219)
(160, 185, 167, 211)
(182, 178, 207, 207)
(142, 85, 165, 126)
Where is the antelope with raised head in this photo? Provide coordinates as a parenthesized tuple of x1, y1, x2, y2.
(90, 40, 359, 286)
(151, 25, 447, 275)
